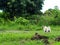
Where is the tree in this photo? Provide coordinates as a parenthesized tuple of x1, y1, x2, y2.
(43, 6, 60, 25)
(44, 6, 60, 18)
(0, 0, 44, 20)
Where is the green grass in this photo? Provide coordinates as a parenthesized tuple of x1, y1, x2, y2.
(0, 30, 60, 45)
(0, 40, 44, 45)
(52, 42, 60, 45)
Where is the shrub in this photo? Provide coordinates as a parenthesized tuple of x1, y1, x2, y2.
(38, 15, 54, 26)
(15, 17, 29, 25)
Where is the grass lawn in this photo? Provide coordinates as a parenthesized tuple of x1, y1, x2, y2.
(0, 29, 60, 45)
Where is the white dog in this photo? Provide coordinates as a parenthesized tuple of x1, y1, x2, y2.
(43, 26, 51, 32)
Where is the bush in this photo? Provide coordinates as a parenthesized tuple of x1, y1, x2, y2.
(14, 17, 29, 25)
(38, 15, 54, 26)
(51, 16, 60, 25)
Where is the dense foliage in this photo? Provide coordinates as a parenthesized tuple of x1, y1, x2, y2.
(43, 6, 60, 25)
(0, 0, 44, 19)
(0, 0, 60, 30)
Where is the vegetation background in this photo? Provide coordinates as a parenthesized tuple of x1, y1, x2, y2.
(0, 0, 60, 45)
(0, 0, 60, 30)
